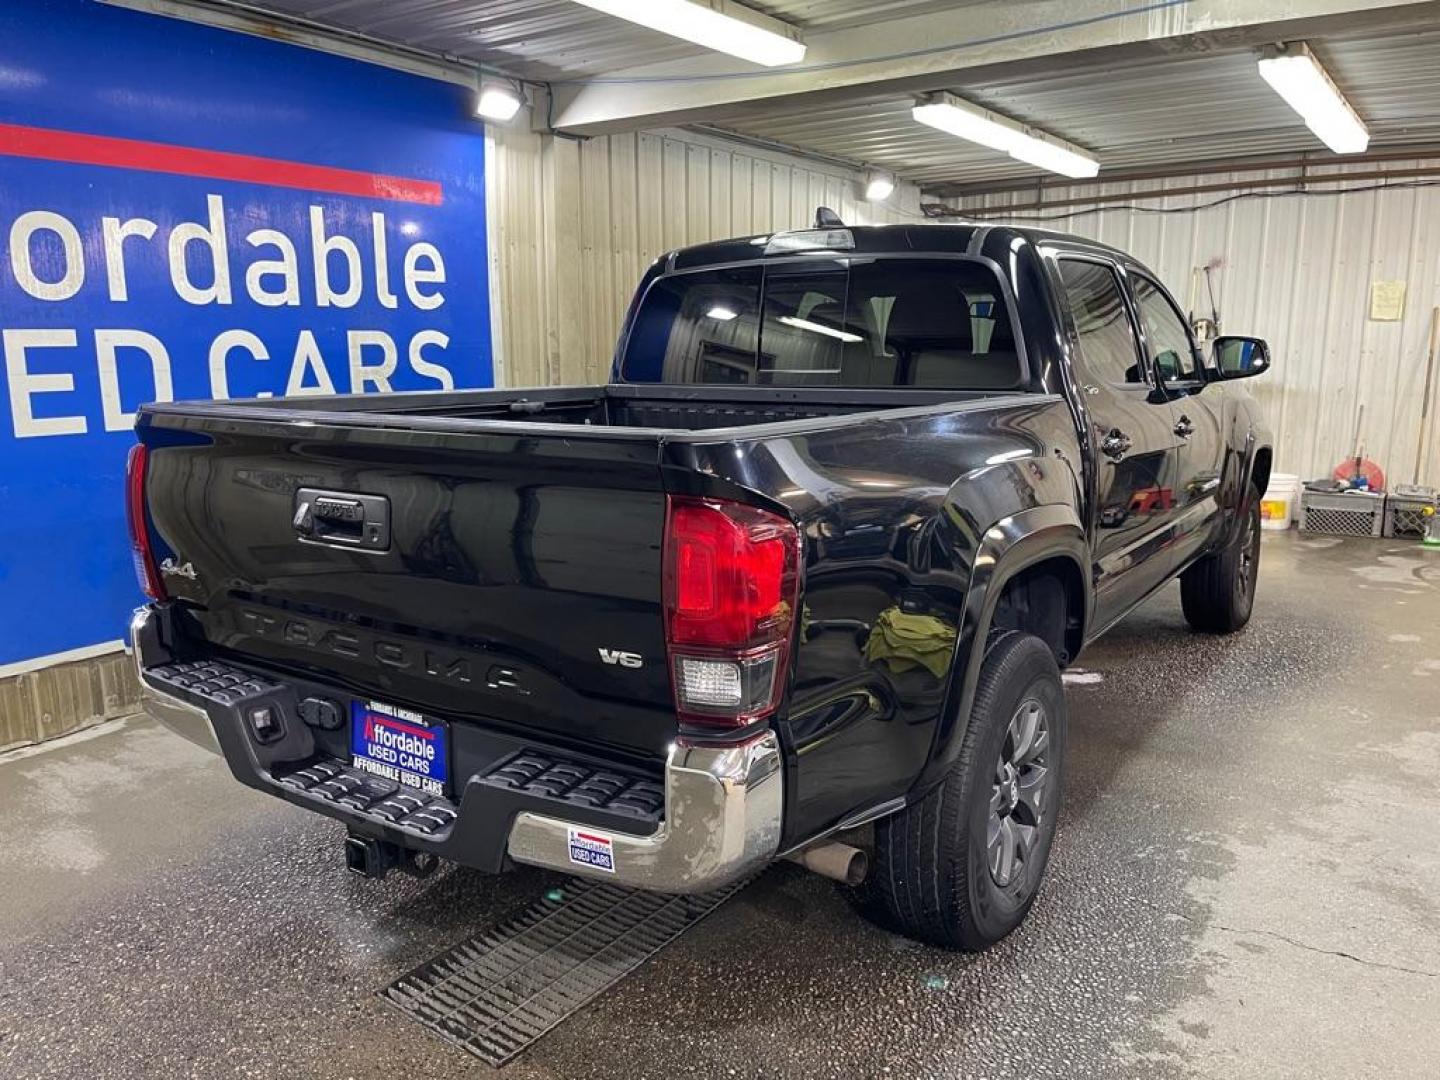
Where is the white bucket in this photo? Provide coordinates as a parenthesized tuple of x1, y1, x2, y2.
(1260, 472, 1299, 531)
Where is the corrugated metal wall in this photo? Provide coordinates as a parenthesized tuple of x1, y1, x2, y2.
(484, 130, 1439, 489)
(0, 651, 138, 753)
(484, 123, 923, 388)
(956, 162, 1440, 488)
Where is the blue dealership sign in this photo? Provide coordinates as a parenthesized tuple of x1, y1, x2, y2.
(0, 0, 493, 666)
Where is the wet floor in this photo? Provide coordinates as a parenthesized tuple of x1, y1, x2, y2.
(2, 531, 1438, 1079)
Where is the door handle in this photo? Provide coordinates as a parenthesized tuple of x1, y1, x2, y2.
(1174, 414, 1195, 439)
(1100, 428, 1133, 461)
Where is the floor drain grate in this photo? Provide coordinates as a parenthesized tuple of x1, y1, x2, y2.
(381, 876, 748, 1066)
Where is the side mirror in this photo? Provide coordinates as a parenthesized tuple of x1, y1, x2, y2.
(1212, 335, 1271, 379)
(1155, 348, 1182, 381)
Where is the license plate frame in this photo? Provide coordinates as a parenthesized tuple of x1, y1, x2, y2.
(349, 699, 449, 797)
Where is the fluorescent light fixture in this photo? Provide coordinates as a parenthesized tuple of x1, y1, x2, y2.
(778, 316, 861, 343)
(1257, 43, 1368, 155)
(569, 0, 806, 67)
(476, 82, 523, 122)
(911, 92, 1099, 179)
(863, 169, 896, 202)
(706, 305, 739, 321)
(1006, 139, 1101, 180)
(912, 99, 1025, 154)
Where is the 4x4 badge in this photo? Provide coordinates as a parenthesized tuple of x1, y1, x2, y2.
(160, 557, 198, 581)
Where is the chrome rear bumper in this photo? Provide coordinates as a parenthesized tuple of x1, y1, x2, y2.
(506, 731, 782, 893)
(130, 607, 783, 893)
(131, 610, 223, 756)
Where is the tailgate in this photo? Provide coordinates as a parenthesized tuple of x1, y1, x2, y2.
(138, 411, 674, 758)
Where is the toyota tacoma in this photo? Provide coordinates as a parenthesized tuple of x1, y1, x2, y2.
(128, 220, 1272, 949)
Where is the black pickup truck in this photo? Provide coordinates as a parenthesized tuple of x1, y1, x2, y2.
(128, 220, 1272, 949)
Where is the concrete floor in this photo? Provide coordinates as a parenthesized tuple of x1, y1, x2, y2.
(2, 530, 1438, 1080)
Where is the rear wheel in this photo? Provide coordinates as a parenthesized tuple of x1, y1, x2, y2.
(860, 631, 1066, 950)
(1181, 481, 1262, 633)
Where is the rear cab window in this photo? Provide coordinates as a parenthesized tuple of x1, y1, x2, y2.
(620, 257, 1026, 390)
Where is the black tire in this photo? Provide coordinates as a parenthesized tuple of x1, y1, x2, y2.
(1181, 480, 1262, 633)
(860, 631, 1066, 950)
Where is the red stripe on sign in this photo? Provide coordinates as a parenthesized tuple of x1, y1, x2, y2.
(575, 832, 611, 845)
(371, 715, 435, 740)
(0, 122, 442, 206)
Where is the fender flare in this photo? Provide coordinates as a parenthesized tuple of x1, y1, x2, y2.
(1223, 431, 1275, 548)
(914, 504, 1089, 791)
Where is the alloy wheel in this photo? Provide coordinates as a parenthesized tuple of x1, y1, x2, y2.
(1237, 503, 1260, 600)
(987, 698, 1052, 888)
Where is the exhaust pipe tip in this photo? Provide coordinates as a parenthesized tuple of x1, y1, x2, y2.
(785, 841, 869, 886)
(837, 846, 868, 886)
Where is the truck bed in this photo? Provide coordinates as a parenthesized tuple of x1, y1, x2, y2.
(133, 383, 1060, 828)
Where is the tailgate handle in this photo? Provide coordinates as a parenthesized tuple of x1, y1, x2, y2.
(294, 488, 390, 552)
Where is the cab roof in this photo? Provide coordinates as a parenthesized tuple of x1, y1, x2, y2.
(666, 221, 1129, 273)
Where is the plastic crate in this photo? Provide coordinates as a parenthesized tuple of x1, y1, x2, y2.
(1384, 485, 1438, 539)
(1298, 489, 1385, 538)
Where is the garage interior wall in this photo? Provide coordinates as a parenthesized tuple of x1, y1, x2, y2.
(485, 122, 924, 388)
(954, 161, 1440, 489)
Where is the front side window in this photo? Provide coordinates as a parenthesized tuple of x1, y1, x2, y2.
(1057, 259, 1143, 386)
(620, 258, 1024, 390)
(1132, 275, 1200, 381)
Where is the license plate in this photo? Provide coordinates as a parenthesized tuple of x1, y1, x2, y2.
(350, 699, 449, 797)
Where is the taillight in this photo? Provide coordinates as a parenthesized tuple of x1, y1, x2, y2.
(663, 496, 799, 729)
(125, 444, 166, 601)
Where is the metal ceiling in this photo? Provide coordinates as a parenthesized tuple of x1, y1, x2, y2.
(705, 26, 1440, 193)
(234, 0, 978, 81)
(143, 2, 1440, 193)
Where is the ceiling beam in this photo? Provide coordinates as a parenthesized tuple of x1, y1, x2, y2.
(925, 143, 1440, 198)
(932, 162, 1440, 217)
(546, 0, 1440, 136)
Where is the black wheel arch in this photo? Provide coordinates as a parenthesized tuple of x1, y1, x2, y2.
(1248, 445, 1273, 501)
(1221, 437, 1272, 547)
(914, 504, 1089, 792)
(1220, 394, 1273, 547)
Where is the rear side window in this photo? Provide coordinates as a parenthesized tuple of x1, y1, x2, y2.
(620, 258, 1023, 389)
(1057, 259, 1144, 386)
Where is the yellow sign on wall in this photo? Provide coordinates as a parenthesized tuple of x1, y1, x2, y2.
(1370, 280, 1406, 321)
